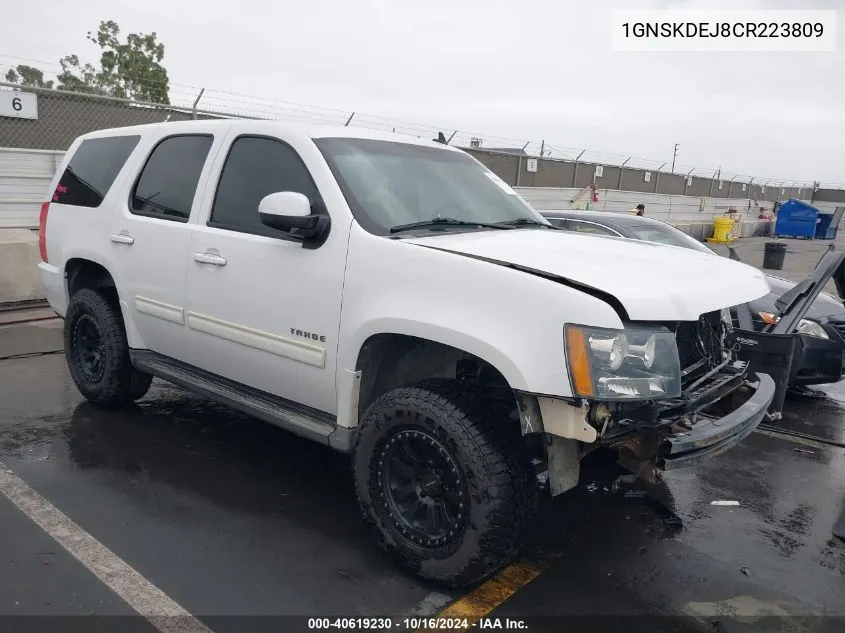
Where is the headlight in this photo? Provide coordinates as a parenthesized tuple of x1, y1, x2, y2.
(797, 319, 829, 339)
(758, 311, 779, 325)
(759, 312, 829, 339)
(565, 324, 682, 401)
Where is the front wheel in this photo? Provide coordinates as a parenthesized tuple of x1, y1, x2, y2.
(353, 379, 536, 587)
(64, 288, 152, 407)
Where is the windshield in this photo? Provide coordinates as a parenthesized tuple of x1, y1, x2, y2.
(314, 137, 547, 235)
(626, 223, 714, 255)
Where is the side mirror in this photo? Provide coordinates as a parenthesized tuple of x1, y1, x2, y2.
(258, 191, 330, 245)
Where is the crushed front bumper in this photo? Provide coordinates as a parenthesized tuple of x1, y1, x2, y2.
(659, 372, 775, 470)
(614, 367, 776, 473)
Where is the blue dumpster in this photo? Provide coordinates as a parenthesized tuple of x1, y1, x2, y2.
(773, 199, 819, 239)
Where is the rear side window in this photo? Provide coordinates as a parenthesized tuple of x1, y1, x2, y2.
(209, 136, 322, 235)
(131, 135, 213, 222)
(53, 135, 141, 208)
(567, 220, 618, 237)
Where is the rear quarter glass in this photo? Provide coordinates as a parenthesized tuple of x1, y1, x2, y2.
(52, 135, 141, 207)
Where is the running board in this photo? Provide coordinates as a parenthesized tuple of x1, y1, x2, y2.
(129, 350, 354, 453)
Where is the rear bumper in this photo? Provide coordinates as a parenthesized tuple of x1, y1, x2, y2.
(658, 372, 775, 470)
(37, 262, 68, 317)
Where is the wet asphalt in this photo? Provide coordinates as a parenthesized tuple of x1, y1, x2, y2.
(1, 316, 844, 633)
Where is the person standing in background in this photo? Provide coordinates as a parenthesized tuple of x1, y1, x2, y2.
(630, 203, 645, 216)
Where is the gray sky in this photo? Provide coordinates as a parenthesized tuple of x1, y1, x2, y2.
(1, 0, 843, 184)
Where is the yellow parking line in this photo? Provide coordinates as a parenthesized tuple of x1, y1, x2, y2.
(417, 560, 549, 633)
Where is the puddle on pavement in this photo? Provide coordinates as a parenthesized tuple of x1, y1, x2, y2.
(1, 353, 843, 617)
(776, 384, 845, 446)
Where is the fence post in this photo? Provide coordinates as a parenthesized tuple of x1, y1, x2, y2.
(727, 176, 736, 198)
(708, 167, 720, 198)
(191, 88, 205, 120)
(653, 162, 666, 194)
(572, 150, 585, 187)
(618, 158, 630, 189)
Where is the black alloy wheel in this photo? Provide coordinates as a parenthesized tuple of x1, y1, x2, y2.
(378, 429, 467, 547)
(64, 288, 153, 407)
(73, 313, 106, 382)
(353, 379, 537, 587)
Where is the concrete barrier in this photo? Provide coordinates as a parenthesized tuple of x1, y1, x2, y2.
(670, 219, 773, 242)
(0, 229, 43, 305)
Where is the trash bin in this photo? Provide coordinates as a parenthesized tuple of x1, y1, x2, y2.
(708, 216, 735, 244)
(763, 242, 787, 270)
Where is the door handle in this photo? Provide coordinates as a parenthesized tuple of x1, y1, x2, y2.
(193, 252, 228, 266)
(110, 233, 135, 245)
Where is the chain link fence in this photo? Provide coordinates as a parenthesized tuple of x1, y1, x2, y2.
(0, 62, 826, 210)
(0, 83, 228, 152)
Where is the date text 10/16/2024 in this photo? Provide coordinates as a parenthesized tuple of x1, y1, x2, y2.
(307, 617, 528, 630)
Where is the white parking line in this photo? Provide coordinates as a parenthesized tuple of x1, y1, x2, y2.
(0, 460, 214, 633)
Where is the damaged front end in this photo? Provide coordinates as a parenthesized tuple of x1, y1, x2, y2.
(518, 309, 775, 495)
(606, 310, 775, 477)
(520, 245, 845, 496)
(587, 309, 775, 482)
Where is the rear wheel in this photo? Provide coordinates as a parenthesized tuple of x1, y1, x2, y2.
(353, 379, 536, 587)
(64, 288, 152, 407)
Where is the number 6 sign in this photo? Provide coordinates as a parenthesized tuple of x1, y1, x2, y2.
(1, 91, 38, 119)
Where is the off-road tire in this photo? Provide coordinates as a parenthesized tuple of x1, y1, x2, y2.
(484, 396, 542, 526)
(353, 378, 537, 587)
(64, 288, 152, 407)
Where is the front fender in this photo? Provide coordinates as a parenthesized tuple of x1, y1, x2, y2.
(346, 316, 529, 392)
(337, 226, 625, 398)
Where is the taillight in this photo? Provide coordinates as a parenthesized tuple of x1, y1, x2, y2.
(38, 202, 50, 263)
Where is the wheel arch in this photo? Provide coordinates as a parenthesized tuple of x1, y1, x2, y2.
(65, 257, 117, 299)
(349, 328, 523, 425)
(63, 256, 144, 349)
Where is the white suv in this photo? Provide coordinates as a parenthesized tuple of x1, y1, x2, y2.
(38, 120, 775, 586)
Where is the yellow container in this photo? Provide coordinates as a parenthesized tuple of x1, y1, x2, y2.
(707, 216, 736, 244)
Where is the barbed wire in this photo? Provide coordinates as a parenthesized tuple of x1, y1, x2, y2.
(0, 53, 823, 190)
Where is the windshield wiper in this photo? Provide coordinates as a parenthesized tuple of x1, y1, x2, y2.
(494, 218, 561, 229)
(389, 217, 515, 234)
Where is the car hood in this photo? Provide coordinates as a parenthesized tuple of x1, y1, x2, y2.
(752, 274, 845, 320)
(405, 230, 770, 321)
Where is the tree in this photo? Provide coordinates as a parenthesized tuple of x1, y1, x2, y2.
(6, 21, 170, 104)
(4, 65, 54, 89)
